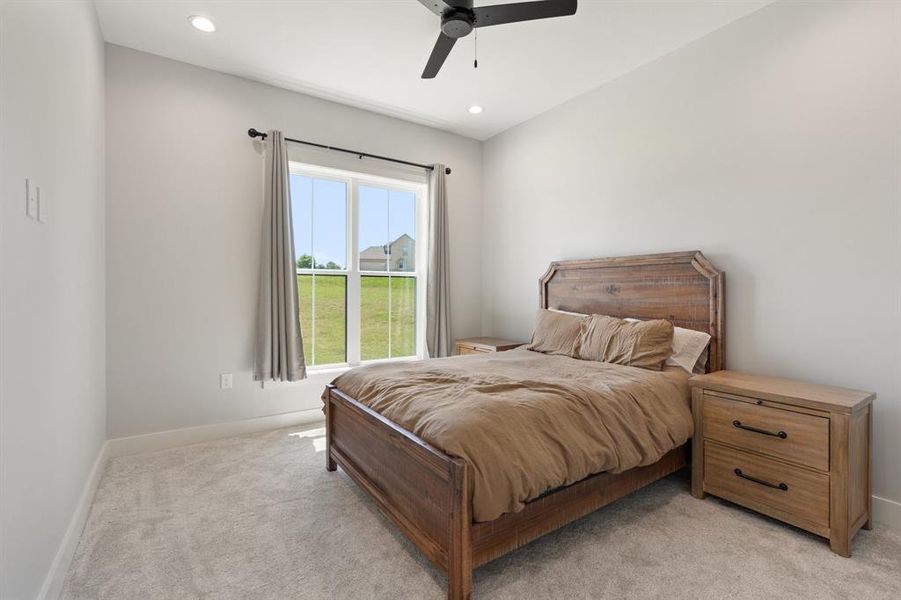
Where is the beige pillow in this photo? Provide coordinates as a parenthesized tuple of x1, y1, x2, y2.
(528, 308, 585, 356)
(624, 318, 711, 375)
(577, 315, 674, 370)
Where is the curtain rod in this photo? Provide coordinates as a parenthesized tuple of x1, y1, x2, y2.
(247, 128, 451, 176)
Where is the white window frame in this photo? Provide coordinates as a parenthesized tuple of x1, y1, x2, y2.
(290, 161, 428, 372)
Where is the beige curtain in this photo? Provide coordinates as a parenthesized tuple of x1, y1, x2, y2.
(426, 165, 452, 358)
(254, 130, 306, 381)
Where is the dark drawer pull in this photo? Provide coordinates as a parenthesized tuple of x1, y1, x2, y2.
(734, 468, 788, 491)
(732, 420, 788, 439)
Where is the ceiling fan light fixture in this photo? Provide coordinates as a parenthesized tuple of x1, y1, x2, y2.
(188, 15, 216, 33)
(418, 0, 578, 79)
(468, 105, 484, 114)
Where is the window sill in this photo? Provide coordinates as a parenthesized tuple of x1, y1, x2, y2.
(308, 364, 353, 376)
(260, 356, 422, 390)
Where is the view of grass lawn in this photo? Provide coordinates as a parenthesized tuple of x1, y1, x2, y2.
(297, 274, 416, 365)
(297, 274, 345, 365)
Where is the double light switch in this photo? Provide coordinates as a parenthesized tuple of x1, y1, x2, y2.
(25, 178, 47, 223)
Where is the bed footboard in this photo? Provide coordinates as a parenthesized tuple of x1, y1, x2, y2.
(325, 383, 687, 600)
(325, 384, 472, 600)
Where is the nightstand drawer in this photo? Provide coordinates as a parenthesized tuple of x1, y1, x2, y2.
(703, 393, 829, 471)
(456, 344, 488, 356)
(454, 337, 524, 356)
(705, 442, 830, 529)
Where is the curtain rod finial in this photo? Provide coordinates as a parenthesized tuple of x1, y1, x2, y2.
(248, 128, 268, 140)
(445, 167, 452, 175)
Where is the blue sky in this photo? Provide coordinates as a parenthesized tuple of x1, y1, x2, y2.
(290, 175, 415, 269)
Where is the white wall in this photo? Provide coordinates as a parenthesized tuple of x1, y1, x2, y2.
(105, 45, 483, 438)
(482, 0, 901, 508)
(0, 1, 107, 598)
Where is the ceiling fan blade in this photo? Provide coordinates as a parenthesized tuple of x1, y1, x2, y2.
(416, 0, 472, 16)
(473, 0, 577, 28)
(421, 32, 457, 79)
(417, 0, 446, 16)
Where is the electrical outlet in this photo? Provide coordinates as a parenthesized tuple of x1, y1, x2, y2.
(220, 373, 233, 389)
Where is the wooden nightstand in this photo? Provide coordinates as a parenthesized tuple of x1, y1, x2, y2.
(454, 337, 524, 356)
(690, 371, 875, 557)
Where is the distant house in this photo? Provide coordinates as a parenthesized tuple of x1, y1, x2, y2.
(359, 233, 414, 271)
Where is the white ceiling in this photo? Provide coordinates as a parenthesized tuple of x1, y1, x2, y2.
(95, 0, 772, 140)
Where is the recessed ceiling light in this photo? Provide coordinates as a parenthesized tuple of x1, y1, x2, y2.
(188, 15, 216, 33)
(468, 105, 483, 115)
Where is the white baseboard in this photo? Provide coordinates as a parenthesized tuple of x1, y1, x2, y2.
(37, 440, 109, 600)
(106, 408, 325, 458)
(873, 495, 901, 530)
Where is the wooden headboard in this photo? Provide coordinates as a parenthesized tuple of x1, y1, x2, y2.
(539, 251, 725, 372)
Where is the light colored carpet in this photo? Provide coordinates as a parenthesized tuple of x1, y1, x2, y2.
(62, 425, 901, 599)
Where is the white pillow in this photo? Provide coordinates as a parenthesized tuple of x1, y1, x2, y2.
(550, 310, 710, 375)
(548, 308, 587, 318)
(692, 346, 709, 375)
(670, 328, 711, 375)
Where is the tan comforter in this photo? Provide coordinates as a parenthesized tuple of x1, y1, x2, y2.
(326, 348, 693, 522)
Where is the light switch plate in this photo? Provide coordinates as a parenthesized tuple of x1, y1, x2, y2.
(25, 179, 37, 219)
(220, 373, 233, 389)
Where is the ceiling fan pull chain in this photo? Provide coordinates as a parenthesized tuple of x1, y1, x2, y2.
(474, 29, 478, 69)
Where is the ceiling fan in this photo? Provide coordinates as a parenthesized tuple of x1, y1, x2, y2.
(417, 0, 578, 79)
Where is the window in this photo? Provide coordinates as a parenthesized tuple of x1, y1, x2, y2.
(290, 163, 426, 369)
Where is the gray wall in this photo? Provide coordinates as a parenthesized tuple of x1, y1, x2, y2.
(0, 1, 107, 598)
(481, 0, 900, 510)
(105, 46, 483, 438)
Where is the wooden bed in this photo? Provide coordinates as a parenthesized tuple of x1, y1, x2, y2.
(324, 251, 724, 599)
